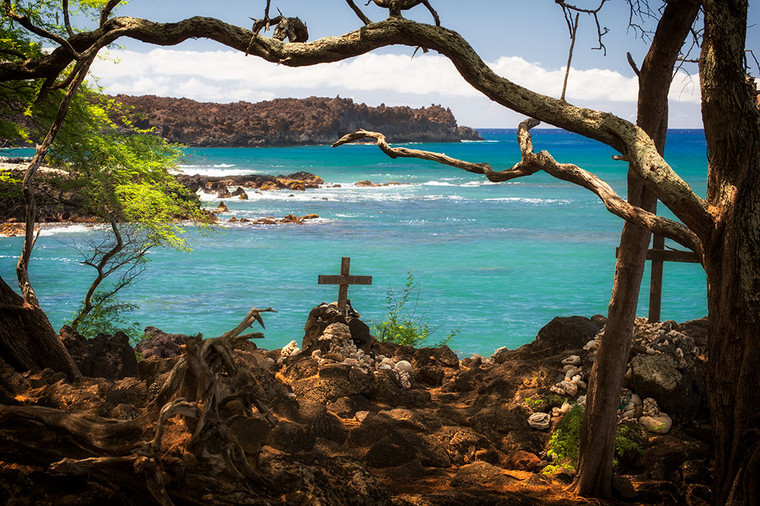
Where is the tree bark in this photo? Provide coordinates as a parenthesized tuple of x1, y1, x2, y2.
(0, 274, 81, 378)
(701, 1, 760, 503)
(573, 0, 700, 497)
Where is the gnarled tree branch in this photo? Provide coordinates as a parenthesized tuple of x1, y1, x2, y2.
(0, 14, 712, 239)
(333, 122, 703, 255)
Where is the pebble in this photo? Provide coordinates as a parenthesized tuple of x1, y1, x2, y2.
(577, 395, 586, 405)
(355, 411, 370, 422)
(280, 340, 301, 358)
(562, 355, 581, 366)
(528, 412, 552, 430)
(395, 360, 413, 373)
(639, 414, 672, 433)
(559, 380, 578, 396)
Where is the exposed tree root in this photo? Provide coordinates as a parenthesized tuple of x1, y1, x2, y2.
(0, 307, 277, 504)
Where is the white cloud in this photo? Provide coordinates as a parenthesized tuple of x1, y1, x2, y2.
(89, 48, 702, 127)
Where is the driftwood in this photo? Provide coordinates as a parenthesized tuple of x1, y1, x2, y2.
(0, 307, 276, 504)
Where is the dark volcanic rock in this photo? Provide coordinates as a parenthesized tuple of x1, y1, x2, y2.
(136, 326, 196, 359)
(61, 327, 137, 379)
(111, 95, 482, 147)
(531, 316, 603, 355)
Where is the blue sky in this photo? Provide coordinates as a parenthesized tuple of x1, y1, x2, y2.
(88, 1, 760, 128)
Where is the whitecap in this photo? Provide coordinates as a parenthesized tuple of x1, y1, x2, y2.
(483, 197, 571, 205)
(422, 181, 457, 187)
(37, 224, 108, 236)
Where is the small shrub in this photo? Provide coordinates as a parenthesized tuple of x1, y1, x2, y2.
(614, 422, 647, 469)
(67, 291, 142, 345)
(545, 404, 585, 472)
(372, 270, 459, 347)
(524, 394, 566, 412)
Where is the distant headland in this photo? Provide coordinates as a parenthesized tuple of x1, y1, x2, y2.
(111, 95, 482, 147)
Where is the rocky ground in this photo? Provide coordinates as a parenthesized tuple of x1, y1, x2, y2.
(0, 305, 712, 505)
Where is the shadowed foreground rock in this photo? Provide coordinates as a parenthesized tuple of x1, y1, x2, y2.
(0, 310, 712, 504)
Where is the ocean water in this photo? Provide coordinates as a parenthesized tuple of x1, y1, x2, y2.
(0, 129, 708, 356)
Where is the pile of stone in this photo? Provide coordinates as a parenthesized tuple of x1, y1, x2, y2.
(528, 317, 707, 435)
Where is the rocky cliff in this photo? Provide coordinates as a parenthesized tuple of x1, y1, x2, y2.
(112, 95, 482, 147)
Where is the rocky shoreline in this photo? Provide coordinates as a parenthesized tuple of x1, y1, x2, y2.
(0, 164, 354, 235)
(0, 305, 712, 504)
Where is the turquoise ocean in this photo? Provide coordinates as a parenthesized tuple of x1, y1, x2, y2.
(0, 129, 708, 356)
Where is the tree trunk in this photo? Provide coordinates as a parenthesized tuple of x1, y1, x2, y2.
(0, 274, 81, 379)
(701, 2, 760, 503)
(705, 171, 760, 505)
(573, 0, 700, 497)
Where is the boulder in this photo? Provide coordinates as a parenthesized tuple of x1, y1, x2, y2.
(449, 462, 517, 489)
(532, 316, 603, 355)
(365, 434, 418, 468)
(302, 303, 375, 353)
(506, 450, 541, 471)
(137, 326, 194, 359)
(631, 353, 703, 424)
(61, 328, 137, 379)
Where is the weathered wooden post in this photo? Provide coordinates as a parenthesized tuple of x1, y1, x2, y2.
(616, 236, 701, 322)
(318, 257, 372, 313)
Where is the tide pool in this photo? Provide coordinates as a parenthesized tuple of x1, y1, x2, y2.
(0, 129, 708, 356)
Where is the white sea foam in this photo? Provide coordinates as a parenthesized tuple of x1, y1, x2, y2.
(422, 181, 457, 187)
(180, 167, 260, 177)
(37, 224, 107, 236)
(461, 180, 499, 187)
(483, 197, 571, 205)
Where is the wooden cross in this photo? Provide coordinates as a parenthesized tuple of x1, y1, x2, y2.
(318, 257, 372, 313)
(616, 234, 700, 322)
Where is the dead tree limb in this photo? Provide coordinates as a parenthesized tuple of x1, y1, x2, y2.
(561, 13, 579, 101)
(333, 123, 702, 255)
(0, 306, 277, 502)
(345, 0, 372, 25)
(372, 0, 440, 25)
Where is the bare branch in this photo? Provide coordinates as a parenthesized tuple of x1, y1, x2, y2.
(556, 0, 610, 55)
(561, 13, 580, 101)
(0, 15, 713, 237)
(626, 52, 641, 77)
(62, 0, 74, 37)
(333, 122, 703, 254)
(220, 307, 277, 340)
(421, 0, 440, 26)
(100, 0, 122, 27)
(346, 0, 372, 25)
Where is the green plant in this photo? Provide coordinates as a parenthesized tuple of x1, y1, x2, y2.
(524, 394, 566, 412)
(545, 404, 585, 473)
(372, 270, 459, 347)
(68, 291, 142, 345)
(614, 422, 647, 468)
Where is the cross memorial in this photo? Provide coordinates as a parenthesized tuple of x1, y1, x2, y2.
(616, 234, 700, 322)
(318, 257, 372, 313)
